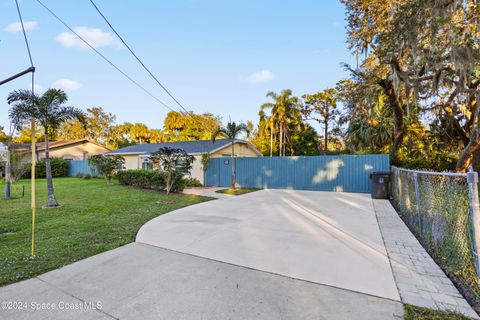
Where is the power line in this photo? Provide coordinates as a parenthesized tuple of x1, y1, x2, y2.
(14, 0, 34, 67)
(87, 0, 218, 133)
(35, 0, 177, 114)
(88, 0, 189, 114)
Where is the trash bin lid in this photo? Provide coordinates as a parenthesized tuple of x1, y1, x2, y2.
(369, 171, 391, 179)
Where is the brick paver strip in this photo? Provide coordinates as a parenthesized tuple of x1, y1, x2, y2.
(373, 199, 479, 319)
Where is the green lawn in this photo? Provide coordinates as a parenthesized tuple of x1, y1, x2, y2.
(215, 188, 260, 196)
(404, 304, 472, 320)
(0, 178, 212, 286)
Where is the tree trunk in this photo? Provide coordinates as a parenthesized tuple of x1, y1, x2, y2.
(457, 96, 480, 172)
(324, 119, 328, 155)
(379, 78, 404, 164)
(44, 133, 59, 207)
(231, 139, 236, 190)
(279, 125, 283, 157)
(472, 148, 480, 172)
(166, 171, 171, 195)
(270, 121, 273, 157)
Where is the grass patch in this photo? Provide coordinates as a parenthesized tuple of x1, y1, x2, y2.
(404, 304, 472, 320)
(0, 178, 212, 286)
(215, 188, 260, 196)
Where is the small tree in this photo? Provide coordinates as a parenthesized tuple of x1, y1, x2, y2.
(88, 155, 124, 184)
(149, 147, 194, 195)
(302, 88, 339, 154)
(200, 153, 210, 185)
(8, 88, 85, 207)
(211, 121, 249, 190)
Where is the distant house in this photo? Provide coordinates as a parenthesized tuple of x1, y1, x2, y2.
(12, 139, 111, 162)
(106, 139, 262, 184)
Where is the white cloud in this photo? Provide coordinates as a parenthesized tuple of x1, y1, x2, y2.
(52, 79, 82, 91)
(4, 21, 38, 32)
(55, 26, 120, 49)
(247, 69, 274, 84)
(26, 83, 44, 93)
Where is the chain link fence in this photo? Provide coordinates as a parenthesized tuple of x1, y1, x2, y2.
(391, 166, 480, 300)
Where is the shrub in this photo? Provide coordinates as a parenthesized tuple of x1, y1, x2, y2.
(117, 169, 187, 193)
(183, 177, 203, 187)
(23, 158, 69, 178)
(83, 173, 92, 180)
(88, 155, 124, 184)
(149, 147, 194, 194)
(76, 172, 84, 178)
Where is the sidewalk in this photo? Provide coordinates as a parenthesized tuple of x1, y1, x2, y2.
(182, 187, 232, 198)
(373, 199, 479, 319)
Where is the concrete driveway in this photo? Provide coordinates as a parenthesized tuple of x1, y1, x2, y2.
(0, 189, 403, 319)
(138, 189, 400, 301)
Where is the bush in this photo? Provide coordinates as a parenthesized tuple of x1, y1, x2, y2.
(183, 177, 203, 187)
(23, 158, 69, 178)
(76, 172, 84, 178)
(88, 155, 124, 184)
(83, 173, 92, 180)
(117, 170, 187, 193)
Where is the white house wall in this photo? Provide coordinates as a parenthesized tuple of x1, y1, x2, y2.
(190, 156, 204, 184)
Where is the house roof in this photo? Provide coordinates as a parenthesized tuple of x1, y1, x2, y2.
(107, 139, 261, 156)
(12, 139, 111, 152)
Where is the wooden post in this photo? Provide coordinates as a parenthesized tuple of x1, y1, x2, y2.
(467, 168, 480, 276)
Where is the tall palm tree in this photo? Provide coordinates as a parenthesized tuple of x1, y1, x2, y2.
(261, 89, 300, 157)
(8, 89, 85, 208)
(211, 121, 249, 190)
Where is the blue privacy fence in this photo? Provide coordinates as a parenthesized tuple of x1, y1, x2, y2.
(205, 154, 390, 193)
(67, 160, 99, 177)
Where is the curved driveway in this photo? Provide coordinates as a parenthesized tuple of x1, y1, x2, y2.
(0, 189, 403, 320)
(137, 189, 400, 301)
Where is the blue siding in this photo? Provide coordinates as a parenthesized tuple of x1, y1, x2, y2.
(205, 154, 390, 193)
(67, 160, 99, 177)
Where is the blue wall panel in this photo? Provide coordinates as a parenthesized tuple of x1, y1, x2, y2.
(67, 160, 99, 177)
(205, 155, 390, 193)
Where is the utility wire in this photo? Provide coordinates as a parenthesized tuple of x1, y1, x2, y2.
(14, 0, 34, 67)
(87, 0, 218, 133)
(88, 0, 188, 114)
(35, 0, 177, 113)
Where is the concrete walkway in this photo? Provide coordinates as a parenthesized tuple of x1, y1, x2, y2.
(373, 200, 479, 319)
(182, 187, 231, 198)
(138, 189, 400, 301)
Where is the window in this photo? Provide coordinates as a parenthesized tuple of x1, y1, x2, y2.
(142, 158, 153, 170)
(116, 162, 125, 171)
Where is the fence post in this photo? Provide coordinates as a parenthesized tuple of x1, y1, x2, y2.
(467, 169, 480, 276)
(413, 172, 423, 233)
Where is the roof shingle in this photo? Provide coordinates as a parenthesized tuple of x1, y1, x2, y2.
(107, 139, 242, 155)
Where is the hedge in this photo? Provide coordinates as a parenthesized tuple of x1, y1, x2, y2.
(23, 158, 69, 178)
(117, 169, 187, 193)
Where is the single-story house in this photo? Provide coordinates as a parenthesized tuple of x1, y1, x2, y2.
(12, 139, 111, 162)
(106, 139, 262, 184)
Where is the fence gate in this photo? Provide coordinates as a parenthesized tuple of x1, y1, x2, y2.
(205, 154, 389, 193)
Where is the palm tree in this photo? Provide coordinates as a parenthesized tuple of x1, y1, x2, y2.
(8, 89, 85, 208)
(261, 89, 300, 157)
(211, 121, 249, 190)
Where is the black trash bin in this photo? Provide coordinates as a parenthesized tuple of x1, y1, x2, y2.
(369, 171, 391, 199)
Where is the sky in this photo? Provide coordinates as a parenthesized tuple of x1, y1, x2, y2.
(0, 0, 355, 134)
